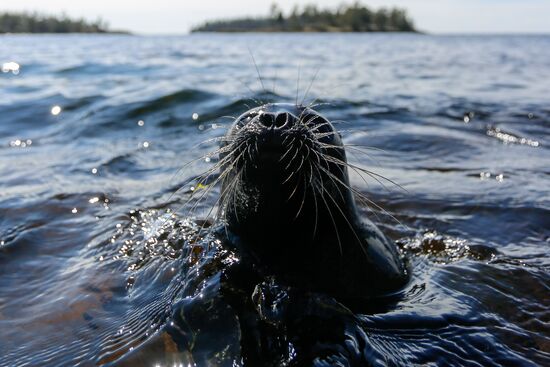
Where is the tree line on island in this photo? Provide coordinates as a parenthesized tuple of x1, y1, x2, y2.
(192, 2, 417, 33)
(0, 12, 124, 33)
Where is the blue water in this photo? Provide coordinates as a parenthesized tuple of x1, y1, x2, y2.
(0, 33, 549, 366)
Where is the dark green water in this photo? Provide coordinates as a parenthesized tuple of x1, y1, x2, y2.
(0, 34, 548, 366)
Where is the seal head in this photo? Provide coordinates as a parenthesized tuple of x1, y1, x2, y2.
(219, 103, 408, 298)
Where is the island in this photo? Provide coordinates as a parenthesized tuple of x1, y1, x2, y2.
(192, 2, 417, 33)
(0, 12, 127, 33)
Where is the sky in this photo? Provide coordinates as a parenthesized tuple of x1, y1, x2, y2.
(2, 0, 550, 34)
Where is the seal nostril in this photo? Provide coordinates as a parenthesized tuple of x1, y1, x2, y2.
(275, 113, 289, 128)
(256, 111, 298, 129)
(258, 113, 276, 128)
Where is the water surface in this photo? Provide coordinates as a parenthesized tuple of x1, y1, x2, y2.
(0, 33, 549, 366)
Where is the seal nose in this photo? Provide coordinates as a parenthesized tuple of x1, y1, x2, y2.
(258, 112, 297, 129)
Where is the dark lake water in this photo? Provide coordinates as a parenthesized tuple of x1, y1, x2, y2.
(0, 33, 549, 366)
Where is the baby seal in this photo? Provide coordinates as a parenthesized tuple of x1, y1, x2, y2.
(217, 103, 408, 299)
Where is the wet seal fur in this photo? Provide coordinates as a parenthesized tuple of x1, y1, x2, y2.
(218, 103, 409, 299)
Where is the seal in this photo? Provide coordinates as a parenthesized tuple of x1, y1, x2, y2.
(217, 103, 408, 299)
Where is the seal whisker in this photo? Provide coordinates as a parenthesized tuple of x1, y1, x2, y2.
(308, 101, 334, 109)
(301, 113, 321, 128)
(166, 145, 229, 194)
(174, 140, 249, 217)
(279, 136, 298, 163)
(247, 46, 267, 93)
(310, 146, 404, 226)
(305, 146, 314, 187)
(184, 168, 229, 219)
(327, 119, 352, 125)
(313, 160, 347, 205)
(194, 163, 244, 237)
(309, 160, 319, 240)
(349, 187, 404, 228)
(194, 137, 235, 148)
(306, 97, 320, 109)
(295, 65, 301, 106)
(345, 143, 388, 153)
(222, 167, 245, 224)
(317, 142, 380, 166)
(218, 115, 237, 120)
(216, 152, 247, 218)
(293, 145, 307, 173)
(281, 133, 292, 147)
(286, 173, 302, 200)
(315, 157, 405, 228)
(188, 180, 221, 231)
(311, 162, 343, 257)
(311, 130, 341, 139)
(282, 147, 304, 196)
(316, 153, 406, 192)
(283, 138, 305, 172)
(301, 66, 321, 106)
(272, 70, 277, 94)
(218, 169, 241, 217)
(306, 119, 334, 131)
(316, 172, 369, 258)
(293, 172, 308, 221)
(235, 78, 265, 106)
(323, 152, 407, 230)
(320, 142, 385, 153)
(318, 150, 391, 191)
(312, 129, 357, 139)
(190, 143, 245, 183)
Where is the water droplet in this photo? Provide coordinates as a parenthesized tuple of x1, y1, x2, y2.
(51, 105, 62, 116)
(91, 168, 98, 174)
(2, 61, 20, 74)
(205, 157, 211, 163)
(495, 174, 504, 182)
(137, 120, 145, 126)
(479, 172, 491, 180)
(528, 113, 533, 119)
(71, 208, 78, 214)
(463, 116, 470, 123)
(192, 113, 199, 120)
(142, 141, 150, 148)
(89, 197, 99, 204)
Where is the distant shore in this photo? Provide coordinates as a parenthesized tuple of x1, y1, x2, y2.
(0, 12, 129, 34)
(192, 3, 417, 33)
